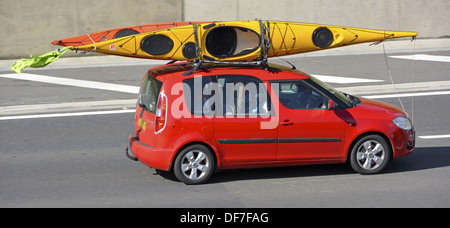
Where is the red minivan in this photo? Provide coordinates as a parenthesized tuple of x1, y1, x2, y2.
(127, 62, 415, 184)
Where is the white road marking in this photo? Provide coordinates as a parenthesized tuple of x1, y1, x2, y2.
(362, 90, 450, 99)
(0, 73, 140, 94)
(0, 109, 135, 121)
(419, 134, 450, 139)
(390, 54, 450, 62)
(1, 72, 449, 121)
(337, 80, 450, 95)
(0, 99, 137, 116)
(311, 75, 383, 84)
(1, 72, 381, 89)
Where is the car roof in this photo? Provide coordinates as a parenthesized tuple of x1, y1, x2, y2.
(147, 61, 310, 81)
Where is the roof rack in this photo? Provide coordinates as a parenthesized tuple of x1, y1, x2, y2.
(182, 19, 274, 76)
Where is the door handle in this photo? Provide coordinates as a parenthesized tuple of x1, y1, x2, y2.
(280, 120, 294, 126)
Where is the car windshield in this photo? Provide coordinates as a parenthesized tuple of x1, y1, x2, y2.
(308, 75, 353, 106)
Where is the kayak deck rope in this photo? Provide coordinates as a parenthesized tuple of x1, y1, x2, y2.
(75, 34, 98, 54)
(410, 37, 416, 122)
(381, 36, 417, 120)
(382, 41, 406, 112)
(87, 34, 97, 52)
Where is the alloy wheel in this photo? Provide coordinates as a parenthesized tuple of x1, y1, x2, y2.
(180, 150, 210, 181)
(356, 140, 386, 170)
(350, 135, 392, 175)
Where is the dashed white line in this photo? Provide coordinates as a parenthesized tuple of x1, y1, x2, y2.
(0, 73, 139, 94)
(362, 90, 450, 99)
(419, 134, 450, 139)
(390, 54, 450, 62)
(1, 70, 449, 121)
(0, 109, 135, 121)
(0, 99, 137, 116)
(312, 75, 383, 84)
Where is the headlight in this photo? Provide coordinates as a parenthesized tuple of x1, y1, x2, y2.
(393, 117, 412, 130)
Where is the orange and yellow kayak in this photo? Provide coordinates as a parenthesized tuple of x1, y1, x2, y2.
(55, 20, 418, 62)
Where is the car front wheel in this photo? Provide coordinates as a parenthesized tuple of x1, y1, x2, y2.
(350, 135, 392, 174)
(174, 144, 215, 185)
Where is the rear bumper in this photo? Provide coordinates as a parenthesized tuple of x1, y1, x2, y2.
(127, 135, 173, 171)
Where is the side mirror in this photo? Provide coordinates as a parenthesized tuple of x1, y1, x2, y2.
(328, 99, 335, 110)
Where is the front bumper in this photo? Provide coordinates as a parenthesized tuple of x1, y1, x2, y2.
(393, 128, 415, 158)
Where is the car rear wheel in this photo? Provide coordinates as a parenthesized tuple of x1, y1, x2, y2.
(350, 135, 392, 174)
(174, 144, 215, 185)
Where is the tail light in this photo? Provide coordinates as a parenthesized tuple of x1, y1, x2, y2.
(155, 93, 167, 133)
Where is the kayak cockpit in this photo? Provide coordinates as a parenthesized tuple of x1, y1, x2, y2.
(206, 26, 260, 58)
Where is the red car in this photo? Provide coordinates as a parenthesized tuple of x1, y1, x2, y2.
(127, 62, 415, 184)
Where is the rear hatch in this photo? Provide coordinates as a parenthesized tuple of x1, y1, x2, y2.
(133, 72, 163, 147)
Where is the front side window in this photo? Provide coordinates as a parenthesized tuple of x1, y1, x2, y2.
(308, 76, 353, 106)
(276, 81, 327, 109)
(139, 74, 162, 114)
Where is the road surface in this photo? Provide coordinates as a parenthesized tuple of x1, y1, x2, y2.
(1, 47, 449, 208)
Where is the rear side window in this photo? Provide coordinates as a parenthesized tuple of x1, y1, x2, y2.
(139, 74, 162, 114)
(182, 75, 272, 116)
(217, 75, 272, 116)
(182, 76, 214, 116)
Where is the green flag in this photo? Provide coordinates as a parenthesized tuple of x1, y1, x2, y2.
(11, 46, 74, 73)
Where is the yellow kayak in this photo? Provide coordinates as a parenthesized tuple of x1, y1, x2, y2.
(73, 20, 418, 62)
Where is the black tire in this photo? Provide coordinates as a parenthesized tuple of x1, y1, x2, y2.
(173, 144, 215, 185)
(350, 135, 392, 174)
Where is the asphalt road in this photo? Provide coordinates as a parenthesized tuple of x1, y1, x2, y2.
(1, 48, 449, 208)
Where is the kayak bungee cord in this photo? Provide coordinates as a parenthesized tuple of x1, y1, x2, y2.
(382, 41, 406, 112)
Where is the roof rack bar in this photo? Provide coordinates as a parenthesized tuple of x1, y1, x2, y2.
(182, 60, 280, 76)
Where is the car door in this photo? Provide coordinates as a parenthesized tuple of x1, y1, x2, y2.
(273, 80, 348, 161)
(213, 74, 278, 163)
